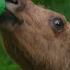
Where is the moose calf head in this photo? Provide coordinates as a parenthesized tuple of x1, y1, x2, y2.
(0, 0, 70, 70)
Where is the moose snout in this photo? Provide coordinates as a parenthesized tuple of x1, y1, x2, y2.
(6, 0, 18, 4)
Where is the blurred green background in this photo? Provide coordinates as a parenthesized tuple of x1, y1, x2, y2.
(0, 0, 70, 70)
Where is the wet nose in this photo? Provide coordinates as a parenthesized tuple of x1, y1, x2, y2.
(6, 0, 18, 4)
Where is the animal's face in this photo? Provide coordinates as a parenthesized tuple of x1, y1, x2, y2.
(1, 0, 70, 70)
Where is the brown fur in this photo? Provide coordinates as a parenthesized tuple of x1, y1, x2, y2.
(0, 0, 70, 70)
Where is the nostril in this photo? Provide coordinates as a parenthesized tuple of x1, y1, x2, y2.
(6, 0, 18, 4)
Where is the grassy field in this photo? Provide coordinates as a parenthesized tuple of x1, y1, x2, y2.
(0, 0, 70, 70)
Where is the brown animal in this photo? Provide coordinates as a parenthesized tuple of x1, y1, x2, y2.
(0, 0, 70, 70)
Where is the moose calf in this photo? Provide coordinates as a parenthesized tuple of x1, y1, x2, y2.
(0, 0, 70, 70)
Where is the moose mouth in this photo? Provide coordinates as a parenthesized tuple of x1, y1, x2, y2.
(0, 0, 18, 24)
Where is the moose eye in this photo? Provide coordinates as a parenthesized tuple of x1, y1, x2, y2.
(6, 0, 18, 4)
(51, 17, 65, 32)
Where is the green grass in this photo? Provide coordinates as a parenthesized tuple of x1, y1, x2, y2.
(0, 0, 70, 70)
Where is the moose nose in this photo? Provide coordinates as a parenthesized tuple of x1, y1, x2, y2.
(6, 0, 18, 4)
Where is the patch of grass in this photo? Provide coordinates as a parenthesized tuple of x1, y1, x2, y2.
(0, 0, 70, 70)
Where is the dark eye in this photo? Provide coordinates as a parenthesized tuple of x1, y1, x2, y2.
(51, 17, 65, 32)
(6, 0, 18, 4)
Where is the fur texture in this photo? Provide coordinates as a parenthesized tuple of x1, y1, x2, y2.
(0, 0, 70, 70)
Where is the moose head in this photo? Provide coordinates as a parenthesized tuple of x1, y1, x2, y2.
(0, 0, 70, 70)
